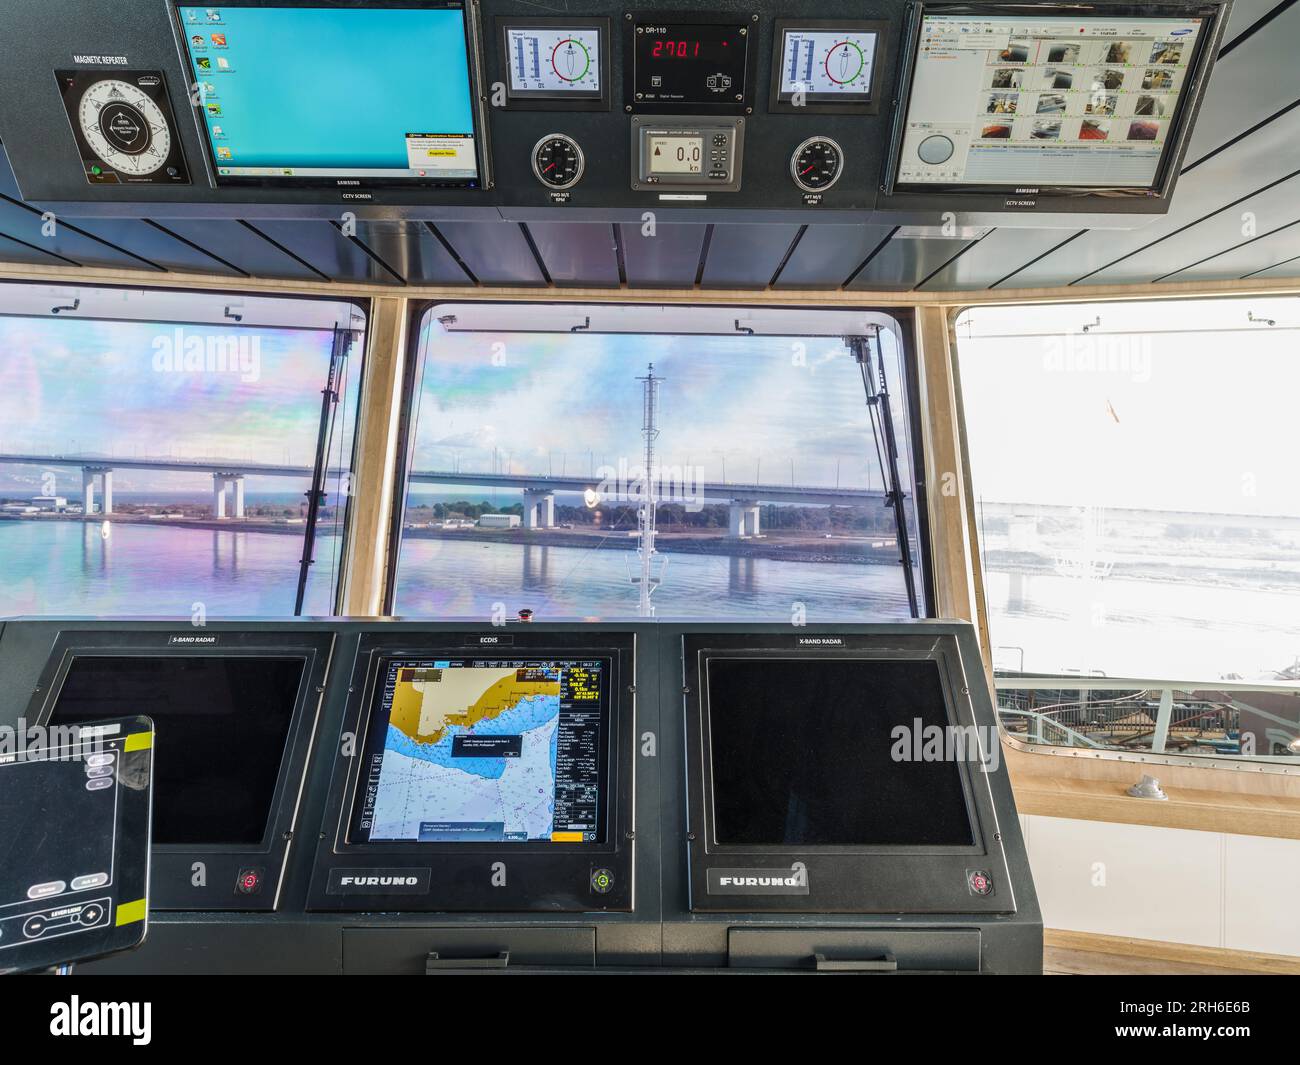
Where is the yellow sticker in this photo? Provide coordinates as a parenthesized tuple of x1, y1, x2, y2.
(124, 731, 153, 752)
(115, 898, 147, 926)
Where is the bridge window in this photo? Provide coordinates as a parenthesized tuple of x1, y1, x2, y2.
(0, 283, 364, 618)
(389, 303, 926, 621)
(957, 296, 1300, 760)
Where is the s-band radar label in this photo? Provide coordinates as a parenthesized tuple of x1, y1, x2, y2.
(532, 134, 585, 190)
(790, 136, 844, 193)
(55, 70, 191, 185)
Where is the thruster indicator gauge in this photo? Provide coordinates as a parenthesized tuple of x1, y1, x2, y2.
(532, 134, 585, 190)
(790, 136, 844, 193)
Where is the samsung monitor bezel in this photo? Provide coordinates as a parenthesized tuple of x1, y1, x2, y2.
(683, 631, 1015, 914)
(308, 629, 635, 913)
(29, 628, 332, 912)
(169, 0, 491, 191)
(880, 0, 1227, 213)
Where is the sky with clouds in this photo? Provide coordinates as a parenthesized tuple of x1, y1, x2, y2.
(0, 316, 346, 495)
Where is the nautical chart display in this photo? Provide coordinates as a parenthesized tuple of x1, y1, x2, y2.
(55, 70, 191, 185)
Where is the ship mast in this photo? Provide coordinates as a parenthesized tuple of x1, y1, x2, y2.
(635, 363, 662, 616)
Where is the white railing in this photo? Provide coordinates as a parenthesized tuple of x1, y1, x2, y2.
(994, 673, 1300, 762)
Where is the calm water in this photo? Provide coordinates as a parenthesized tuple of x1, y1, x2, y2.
(0, 520, 340, 617)
(4, 521, 1294, 682)
(392, 537, 913, 620)
(0, 520, 912, 622)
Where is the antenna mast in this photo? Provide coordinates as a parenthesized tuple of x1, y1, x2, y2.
(635, 363, 662, 616)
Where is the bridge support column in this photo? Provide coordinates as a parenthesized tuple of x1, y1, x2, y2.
(213, 473, 246, 519)
(523, 489, 556, 529)
(727, 501, 760, 539)
(82, 466, 113, 515)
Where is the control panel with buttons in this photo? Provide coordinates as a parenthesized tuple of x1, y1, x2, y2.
(631, 116, 745, 193)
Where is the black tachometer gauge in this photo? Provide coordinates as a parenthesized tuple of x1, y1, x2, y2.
(790, 136, 844, 193)
(532, 134, 585, 190)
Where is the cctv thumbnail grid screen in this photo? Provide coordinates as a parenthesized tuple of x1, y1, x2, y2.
(350, 657, 609, 844)
(897, 13, 1207, 188)
(176, 4, 479, 182)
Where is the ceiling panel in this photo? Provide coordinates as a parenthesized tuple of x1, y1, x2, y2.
(1160, 218, 1300, 282)
(1182, 2, 1300, 165)
(700, 224, 802, 289)
(1241, 249, 1300, 279)
(524, 222, 620, 286)
(434, 222, 544, 285)
(846, 234, 979, 291)
(1220, 0, 1292, 46)
(619, 222, 706, 287)
(0, 197, 161, 271)
(351, 222, 471, 285)
(999, 102, 1300, 288)
(1080, 173, 1300, 285)
(152, 219, 324, 281)
(919, 229, 1079, 291)
(0, 232, 78, 268)
(247, 220, 400, 284)
(772, 224, 894, 288)
(62, 218, 244, 276)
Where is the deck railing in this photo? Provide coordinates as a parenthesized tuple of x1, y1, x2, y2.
(994, 673, 1300, 762)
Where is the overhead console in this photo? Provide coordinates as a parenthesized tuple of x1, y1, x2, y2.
(0, 618, 1040, 973)
(0, 0, 1229, 224)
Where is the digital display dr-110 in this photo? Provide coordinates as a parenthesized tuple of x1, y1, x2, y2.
(629, 17, 754, 111)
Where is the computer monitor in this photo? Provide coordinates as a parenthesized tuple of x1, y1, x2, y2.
(0, 716, 153, 973)
(172, 1, 485, 188)
(310, 629, 635, 912)
(34, 629, 332, 911)
(684, 631, 1015, 914)
(349, 655, 611, 845)
(49, 656, 304, 845)
(887, 2, 1222, 200)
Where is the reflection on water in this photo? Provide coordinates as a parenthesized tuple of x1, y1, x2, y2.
(394, 539, 911, 620)
(0, 521, 338, 617)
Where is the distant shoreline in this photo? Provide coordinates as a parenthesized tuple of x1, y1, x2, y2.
(0, 512, 900, 565)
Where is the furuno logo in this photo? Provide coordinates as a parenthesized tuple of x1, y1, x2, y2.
(50, 996, 151, 1045)
(707, 862, 809, 895)
(326, 868, 430, 894)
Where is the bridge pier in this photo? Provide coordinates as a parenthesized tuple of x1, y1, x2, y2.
(727, 500, 760, 539)
(523, 489, 556, 529)
(212, 473, 246, 519)
(81, 466, 113, 515)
